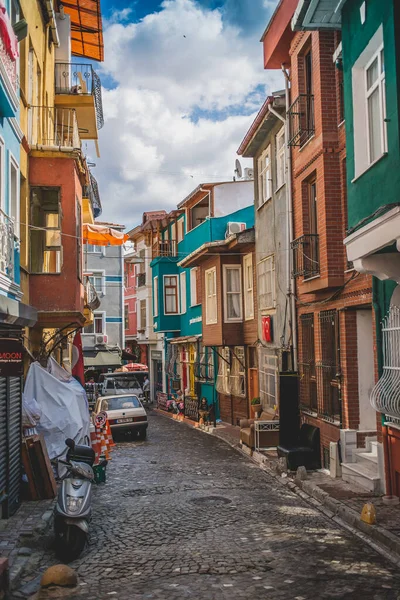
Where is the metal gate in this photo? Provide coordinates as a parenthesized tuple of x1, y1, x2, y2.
(0, 376, 22, 518)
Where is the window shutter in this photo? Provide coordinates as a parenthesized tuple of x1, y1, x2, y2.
(196, 267, 201, 303)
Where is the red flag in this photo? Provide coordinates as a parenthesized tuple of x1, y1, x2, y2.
(72, 331, 85, 387)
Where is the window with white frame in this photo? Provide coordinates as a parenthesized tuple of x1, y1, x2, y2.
(140, 299, 147, 329)
(177, 218, 184, 242)
(259, 352, 278, 409)
(352, 26, 387, 178)
(154, 276, 159, 317)
(88, 271, 104, 295)
(231, 346, 246, 396)
(86, 244, 102, 253)
(243, 254, 254, 320)
(84, 312, 105, 334)
(180, 271, 187, 313)
(258, 255, 275, 310)
(164, 275, 178, 314)
(257, 146, 271, 208)
(216, 346, 230, 395)
(207, 350, 214, 381)
(9, 155, 19, 237)
(190, 267, 199, 306)
(205, 267, 217, 324)
(276, 127, 285, 190)
(171, 221, 176, 243)
(223, 265, 242, 322)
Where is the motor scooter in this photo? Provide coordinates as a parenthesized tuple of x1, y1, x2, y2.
(53, 438, 99, 561)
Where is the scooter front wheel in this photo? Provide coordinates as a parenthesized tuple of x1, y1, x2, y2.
(55, 524, 87, 562)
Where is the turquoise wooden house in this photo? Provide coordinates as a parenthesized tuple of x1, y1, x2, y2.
(151, 180, 254, 419)
(293, 0, 400, 497)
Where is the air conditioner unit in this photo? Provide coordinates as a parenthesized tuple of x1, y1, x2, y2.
(244, 167, 254, 180)
(96, 334, 108, 345)
(226, 222, 246, 237)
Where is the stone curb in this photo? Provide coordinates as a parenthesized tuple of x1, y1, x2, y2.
(154, 408, 400, 563)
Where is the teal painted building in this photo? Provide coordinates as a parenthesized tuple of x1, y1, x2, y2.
(151, 181, 254, 418)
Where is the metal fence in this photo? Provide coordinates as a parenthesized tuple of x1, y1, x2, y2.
(287, 94, 315, 146)
(55, 63, 104, 130)
(299, 313, 317, 413)
(28, 106, 80, 149)
(0, 210, 14, 281)
(291, 234, 320, 279)
(317, 310, 341, 424)
(371, 306, 400, 419)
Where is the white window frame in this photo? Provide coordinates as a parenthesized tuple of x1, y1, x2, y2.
(257, 145, 271, 208)
(223, 264, 243, 323)
(365, 44, 386, 165)
(258, 255, 276, 310)
(163, 274, 179, 315)
(243, 253, 254, 320)
(171, 221, 176, 243)
(88, 270, 105, 296)
(153, 276, 159, 317)
(275, 127, 285, 190)
(140, 299, 147, 329)
(180, 271, 187, 314)
(0, 137, 5, 213)
(85, 243, 104, 254)
(259, 352, 278, 409)
(84, 311, 106, 335)
(9, 153, 19, 238)
(205, 267, 217, 325)
(190, 267, 199, 306)
(177, 218, 184, 242)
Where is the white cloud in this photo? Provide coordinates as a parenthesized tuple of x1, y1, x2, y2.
(95, 0, 282, 229)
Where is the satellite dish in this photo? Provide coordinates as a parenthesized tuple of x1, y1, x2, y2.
(235, 159, 243, 179)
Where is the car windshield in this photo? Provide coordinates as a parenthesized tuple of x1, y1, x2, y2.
(104, 376, 144, 391)
(101, 396, 141, 411)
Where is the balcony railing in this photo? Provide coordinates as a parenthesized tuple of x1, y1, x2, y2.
(55, 63, 104, 130)
(83, 172, 102, 218)
(84, 278, 101, 311)
(152, 240, 177, 259)
(137, 272, 146, 288)
(292, 234, 319, 279)
(287, 94, 315, 146)
(0, 210, 14, 281)
(28, 106, 81, 149)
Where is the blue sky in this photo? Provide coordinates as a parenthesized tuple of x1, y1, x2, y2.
(95, 0, 281, 228)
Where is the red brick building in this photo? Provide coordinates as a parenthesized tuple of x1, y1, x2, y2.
(262, 0, 379, 483)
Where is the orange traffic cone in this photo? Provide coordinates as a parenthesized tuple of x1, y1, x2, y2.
(91, 427, 101, 465)
(105, 419, 115, 448)
(99, 429, 110, 460)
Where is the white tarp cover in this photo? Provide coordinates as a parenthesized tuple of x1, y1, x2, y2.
(24, 361, 90, 459)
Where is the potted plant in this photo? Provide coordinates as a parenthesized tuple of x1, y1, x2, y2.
(251, 397, 262, 418)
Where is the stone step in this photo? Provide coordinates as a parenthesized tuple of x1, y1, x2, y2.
(352, 448, 378, 467)
(367, 439, 378, 453)
(341, 461, 380, 493)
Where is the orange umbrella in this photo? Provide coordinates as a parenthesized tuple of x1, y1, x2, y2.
(60, 0, 104, 62)
(83, 224, 129, 246)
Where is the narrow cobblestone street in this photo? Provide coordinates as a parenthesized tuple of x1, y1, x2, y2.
(16, 412, 400, 599)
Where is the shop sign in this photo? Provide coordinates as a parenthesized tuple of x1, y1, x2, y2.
(151, 351, 162, 360)
(0, 338, 25, 376)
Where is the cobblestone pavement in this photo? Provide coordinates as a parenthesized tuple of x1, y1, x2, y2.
(15, 412, 400, 599)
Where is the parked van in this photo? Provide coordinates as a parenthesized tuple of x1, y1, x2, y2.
(99, 372, 149, 403)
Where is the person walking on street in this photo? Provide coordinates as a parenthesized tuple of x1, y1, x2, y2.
(143, 376, 150, 404)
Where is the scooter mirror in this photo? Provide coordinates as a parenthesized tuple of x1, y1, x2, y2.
(65, 438, 75, 449)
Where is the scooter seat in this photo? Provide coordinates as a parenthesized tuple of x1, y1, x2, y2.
(67, 444, 95, 466)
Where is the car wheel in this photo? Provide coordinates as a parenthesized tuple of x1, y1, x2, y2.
(137, 428, 147, 441)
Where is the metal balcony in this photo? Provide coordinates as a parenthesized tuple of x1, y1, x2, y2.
(287, 94, 315, 146)
(152, 240, 177, 259)
(55, 63, 104, 131)
(28, 106, 81, 150)
(83, 172, 102, 218)
(291, 234, 320, 279)
(0, 210, 14, 281)
(137, 272, 146, 288)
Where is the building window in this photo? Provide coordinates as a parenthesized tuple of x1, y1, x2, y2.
(223, 265, 242, 322)
(9, 155, 19, 237)
(170, 221, 176, 243)
(258, 256, 275, 310)
(365, 45, 386, 164)
(164, 275, 178, 314)
(276, 127, 285, 190)
(180, 271, 187, 314)
(259, 352, 278, 409)
(0, 138, 4, 213)
(317, 310, 341, 423)
(177, 218, 184, 242)
(89, 272, 104, 295)
(231, 346, 245, 396)
(124, 304, 129, 330)
(30, 187, 62, 273)
(190, 267, 199, 306)
(216, 347, 230, 395)
(86, 244, 102, 253)
(189, 193, 210, 231)
(205, 267, 217, 324)
(257, 146, 271, 208)
(154, 276, 159, 317)
(84, 312, 105, 334)
(207, 350, 214, 381)
(299, 314, 317, 413)
(243, 253, 254, 320)
(140, 299, 147, 330)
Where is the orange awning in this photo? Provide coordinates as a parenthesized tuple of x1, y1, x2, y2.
(83, 224, 129, 246)
(60, 0, 104, 62)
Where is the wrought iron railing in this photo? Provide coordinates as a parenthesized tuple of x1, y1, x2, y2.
(371, 306, 400, 419)
(316, 363, 341, 424)
(137, 272, 146, 288)
(287, 94, 315, 146)
(83, 172, 102, 218)
(152, 240, 177, 259)
(84, 278, 101, 311)
(55, 63, 104, 130)
(291, 234, 319, 279)
(28, 106, 81, 149)
(0, 210, 15, 281)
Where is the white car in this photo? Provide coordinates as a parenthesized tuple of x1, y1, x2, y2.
(94, 394, 148, 440)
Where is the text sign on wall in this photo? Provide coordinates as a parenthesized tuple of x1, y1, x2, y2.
(0, 338, 25, 376)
